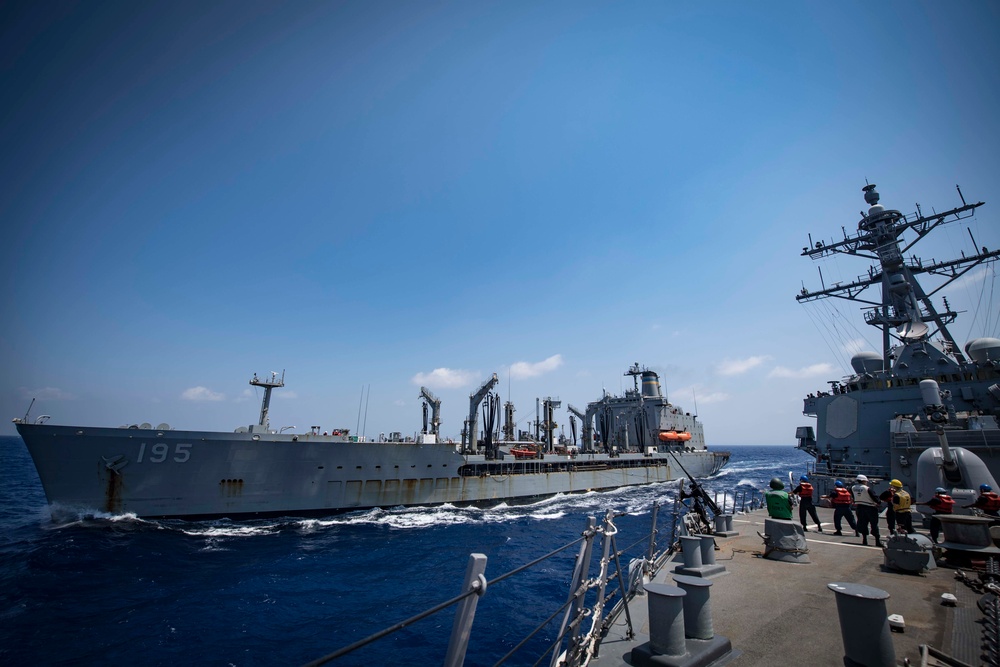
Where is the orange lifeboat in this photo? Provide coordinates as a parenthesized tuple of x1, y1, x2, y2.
(658, 430, 692, 442)
(511, 446, 538, 459)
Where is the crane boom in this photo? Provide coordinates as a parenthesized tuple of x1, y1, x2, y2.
(418, 386, 442, 435)
(465, 373, 498, 453)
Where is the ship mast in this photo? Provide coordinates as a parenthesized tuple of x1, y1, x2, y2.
(796, 184, 999, 369)
(250, 370, 284, 431)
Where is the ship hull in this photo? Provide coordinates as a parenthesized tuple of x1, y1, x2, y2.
(16, 423, 728, 520)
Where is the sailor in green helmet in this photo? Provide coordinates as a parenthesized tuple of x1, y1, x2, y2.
(765, 477, 793, 520)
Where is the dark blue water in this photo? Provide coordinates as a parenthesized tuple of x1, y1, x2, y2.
(0, 436, 809, 665)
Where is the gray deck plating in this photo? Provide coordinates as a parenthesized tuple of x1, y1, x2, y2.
(592, 505, 977, 666)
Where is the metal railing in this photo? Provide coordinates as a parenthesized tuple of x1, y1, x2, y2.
(303, 487, 752, 667)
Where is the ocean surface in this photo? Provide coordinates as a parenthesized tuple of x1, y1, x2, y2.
(0, 436, 811, 666)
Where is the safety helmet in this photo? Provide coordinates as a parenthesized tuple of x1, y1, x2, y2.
(769, 478, 784, 490)
(982, 484, 993, 493)
(935, 487, 947, 494)
(890, 479, 903, 488)
(835, 480, 844, 487)
(856, 474, 868, 483)
(800, 475, 809, 482)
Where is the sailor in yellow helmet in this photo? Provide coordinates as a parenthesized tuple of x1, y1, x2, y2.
(888, 479, 915, 534)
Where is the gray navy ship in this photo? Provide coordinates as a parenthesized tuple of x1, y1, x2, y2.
(795, 182, 1000, 503)
(13, 365, 728, 520)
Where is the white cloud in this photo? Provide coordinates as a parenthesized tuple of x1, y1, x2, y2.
(277, 391, 298, 399)
(950, 266, 989, 291)
(19, 386, 75, 400)
(715, 356, 770, 376)
(181, 386, 225, 401)
(841, 338, 874, 356)
(768, 363, 836, 379)
(411, 368, 477, 389)
(509, 354, 563, 379)
(695, 391, 730, 404)
(671, 385, 728, 406)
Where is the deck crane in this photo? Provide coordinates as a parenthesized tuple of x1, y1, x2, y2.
(567, 404, 590, 450)
(464, 373, 498, 454)
(418, 386, 442, 437)
(541, 397, 562, 453)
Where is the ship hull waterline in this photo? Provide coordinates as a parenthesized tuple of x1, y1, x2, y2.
(16, 423, 728, 520)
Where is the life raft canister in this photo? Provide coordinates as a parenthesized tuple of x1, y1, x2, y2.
(831, 487, 852, 505)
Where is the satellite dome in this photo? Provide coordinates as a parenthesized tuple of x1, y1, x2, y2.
(851, 351, 883, 374)
(965, 338, 1000, 364)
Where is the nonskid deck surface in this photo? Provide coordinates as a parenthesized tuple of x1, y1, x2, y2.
(591, 505, 978, 666)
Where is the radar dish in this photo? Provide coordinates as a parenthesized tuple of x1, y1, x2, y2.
(139, 422, 152, 430)
(156, 423, 170, 431)
(234, 426, 249, 433)
(898, 320, 928, 341)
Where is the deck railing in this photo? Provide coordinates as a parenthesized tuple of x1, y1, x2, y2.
(303, 486, 752, 667)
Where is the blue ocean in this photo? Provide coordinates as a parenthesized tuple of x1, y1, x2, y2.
(0, 437, 810, 666)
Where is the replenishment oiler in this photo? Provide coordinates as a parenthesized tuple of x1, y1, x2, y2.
(12, 363, 728, 520)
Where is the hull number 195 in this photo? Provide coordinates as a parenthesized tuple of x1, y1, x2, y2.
(137, 442, 192, 463)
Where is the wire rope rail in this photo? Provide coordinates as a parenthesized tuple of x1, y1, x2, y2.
(303, 484, 750, 667)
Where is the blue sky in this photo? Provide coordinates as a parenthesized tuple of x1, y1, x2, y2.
(2, 1, 998, 445)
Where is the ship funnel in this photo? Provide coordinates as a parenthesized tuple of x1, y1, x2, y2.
(641, 371, 662, 398)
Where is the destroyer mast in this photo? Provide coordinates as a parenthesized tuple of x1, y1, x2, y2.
(797, 183, 998, 372)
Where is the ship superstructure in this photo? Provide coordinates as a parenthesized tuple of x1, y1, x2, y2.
(795, 183, 1000, 498)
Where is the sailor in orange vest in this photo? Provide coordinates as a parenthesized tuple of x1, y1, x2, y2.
(791, 475, 822, 532)
(827, 480, 858, 536)
(916, 487, 954, 543)
(963, 484, 1000, 518)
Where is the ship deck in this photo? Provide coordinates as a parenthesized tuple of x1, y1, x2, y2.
(591, 505, 982, 666)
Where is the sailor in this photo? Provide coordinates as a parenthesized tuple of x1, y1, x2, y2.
(765, 478, 793, 520)
(791, 475, 822, 532)
(963, 484, 1000, 518)
(827, 480, 858, 536)
(917, 487, 954, 543)
(878, 484, 897, 533)
(851, 475, 882, 547)
(889, 479, 916, 533)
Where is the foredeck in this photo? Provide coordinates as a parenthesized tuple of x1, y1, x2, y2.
(591, 505, 981, 666)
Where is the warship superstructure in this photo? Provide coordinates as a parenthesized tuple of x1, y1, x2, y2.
(13, 367, 727, 520)
(795, 183, 1000, 499)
